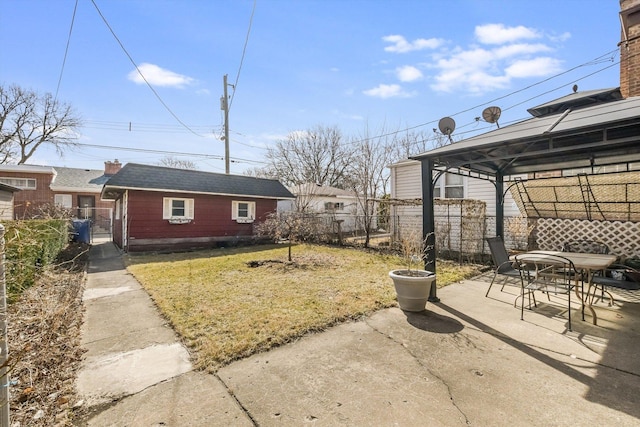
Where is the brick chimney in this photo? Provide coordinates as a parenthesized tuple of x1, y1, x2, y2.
(620, 0, 640, 98)
(104, 159, 122, 176)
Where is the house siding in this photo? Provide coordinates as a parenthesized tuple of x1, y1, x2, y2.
(0, 190, 14, 220)
(122, 190, 276, 252)
(0, 170, 114, 219)
(390, 160, 523, 217)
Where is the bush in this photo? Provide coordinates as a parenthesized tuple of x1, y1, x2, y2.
(2, 219, 69, 300)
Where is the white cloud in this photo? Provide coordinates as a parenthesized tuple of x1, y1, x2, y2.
(375, 23, 566, 96)
(363, 84, 414, 99)
(505, 57, 563, 78)
(425, 24, 565, 94)
(383, 35, 444, 53)
(396, 65, 423, 82)
(475, 24, 540, 45)
(549, 31, 571, 42)
(493, 43, 552, 59)
(128, 63, 195, 88)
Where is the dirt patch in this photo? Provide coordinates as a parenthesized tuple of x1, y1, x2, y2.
(7, 242, 89, 426)
(246, 253, 346, 270)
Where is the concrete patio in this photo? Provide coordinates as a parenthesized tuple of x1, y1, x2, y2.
(79, 241, 640, 426)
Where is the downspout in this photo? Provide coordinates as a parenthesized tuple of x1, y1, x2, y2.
(421, 159, 439, 302)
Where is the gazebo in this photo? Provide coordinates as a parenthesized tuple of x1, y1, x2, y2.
(410, 88, 640, 301)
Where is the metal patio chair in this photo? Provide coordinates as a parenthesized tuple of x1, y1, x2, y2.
(514, 253, 579, 331)
(485, 236, 522, 298)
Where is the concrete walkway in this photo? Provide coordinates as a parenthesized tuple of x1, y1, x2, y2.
(76, 241, 640, 426)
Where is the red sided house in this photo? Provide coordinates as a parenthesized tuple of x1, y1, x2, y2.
(0, 160, 120, 227)
(100, 163, 295, 252)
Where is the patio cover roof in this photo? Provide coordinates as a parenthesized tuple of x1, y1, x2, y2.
(408, 88, 640, 302)
(411, 89, 640, 178)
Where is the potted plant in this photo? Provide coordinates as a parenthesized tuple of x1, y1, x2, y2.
(389, 231, 436, 312)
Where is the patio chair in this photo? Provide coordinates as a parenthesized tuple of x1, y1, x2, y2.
(485, 236, 522, 298)
(562, 240, 609, 254)
(590, 264, 640, 305)
(514, 253, 579, 331)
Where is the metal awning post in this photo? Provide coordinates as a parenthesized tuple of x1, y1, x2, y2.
(496, 172, 504, 238)
(421, 159, 439, 302)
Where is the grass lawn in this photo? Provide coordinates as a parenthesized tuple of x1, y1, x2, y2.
(125, 243, 482, 372)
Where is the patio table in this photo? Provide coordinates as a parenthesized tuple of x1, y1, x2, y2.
(511, 250, 617, 325)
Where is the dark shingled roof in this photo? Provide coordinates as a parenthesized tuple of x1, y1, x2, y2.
(101, 163, 294, 200)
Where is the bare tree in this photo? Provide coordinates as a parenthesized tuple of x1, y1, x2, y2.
(347, 123, 395, 247)
(157, 156, 198, 170)
(259, 125, 353, 188)
(254, 211, 330, 261)
(243, 166, 278, 180)
(0, 84, 82, 164)
(391, 129, 448, 163)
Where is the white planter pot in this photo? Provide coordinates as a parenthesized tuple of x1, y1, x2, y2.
(389, 269, 436, 312)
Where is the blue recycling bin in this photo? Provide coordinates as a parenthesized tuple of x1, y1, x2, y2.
(72, 219, 91, 244)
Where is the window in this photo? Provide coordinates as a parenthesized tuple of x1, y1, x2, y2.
(324, 202, 344, 211)
(162, 197, 194, 221)
(0, 177, 36, 190)
(54, 194, 72, 208)
(433, 173, 465, 199)
(232, 200, 256, 223)
(115, 199, 120, 220)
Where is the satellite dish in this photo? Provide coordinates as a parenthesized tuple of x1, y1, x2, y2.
(438, 117, 456, 142)
(481, 106, 501, 128)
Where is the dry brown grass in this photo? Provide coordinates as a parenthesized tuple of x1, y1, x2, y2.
(125, 243, 481, 372)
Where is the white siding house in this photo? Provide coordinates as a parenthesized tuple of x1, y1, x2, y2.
(277, 183, 372, 233)
(389, 159, 522, 218)
(389, 159, 528, 255)
(0, 183, 19, 220)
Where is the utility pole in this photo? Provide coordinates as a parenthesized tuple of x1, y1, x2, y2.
(222, 74, 230, 175)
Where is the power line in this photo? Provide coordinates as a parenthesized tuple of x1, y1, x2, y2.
(90, 0, 206, 138)
(72, 142, 265, 165)
(228, 0, 256, 112)
(83, 119, 221, 134)
(75, 142, 224, 159)
(55, 0, 79, 101)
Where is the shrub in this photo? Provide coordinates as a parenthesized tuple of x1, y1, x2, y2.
(2, 219, 69, 300)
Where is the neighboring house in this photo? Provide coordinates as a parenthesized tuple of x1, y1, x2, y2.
(101, 163, 295, 252)
(0, 160, 120, 226)
(0, 183, 21, 220)
(278, 183, 368, 232)
(389, 158, 524, 219)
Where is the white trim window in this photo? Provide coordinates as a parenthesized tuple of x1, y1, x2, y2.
(163, 197, 194, 223)
(0, 177, 36, 190)
(54, 194, 72, 208)
(232, 200, 256, 223)
(434, 173, 465, 199)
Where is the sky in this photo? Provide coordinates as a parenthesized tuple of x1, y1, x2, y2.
(0, 0, 624, 175)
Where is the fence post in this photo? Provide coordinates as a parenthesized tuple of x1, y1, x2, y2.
(0, 224, 9, 427)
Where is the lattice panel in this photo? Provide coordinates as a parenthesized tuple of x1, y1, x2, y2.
(536, 218, 640, 258)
